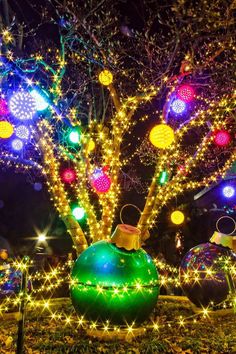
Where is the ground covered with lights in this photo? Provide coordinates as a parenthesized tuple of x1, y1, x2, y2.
(0, 297, 235, 353)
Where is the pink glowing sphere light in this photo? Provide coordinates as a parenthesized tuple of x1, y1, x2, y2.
(0, 98, 9, 116)
(177, 85, 195, 103)
(214, 130, 231, 147)
(92, 173, 111, 193)
(61, 168, 76, 183)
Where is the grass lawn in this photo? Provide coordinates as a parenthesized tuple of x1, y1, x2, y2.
(0, 296, 235, 353)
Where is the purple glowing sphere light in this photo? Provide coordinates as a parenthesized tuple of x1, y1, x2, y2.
(222, 186, 235, 198)
(171, 99, 186, 114)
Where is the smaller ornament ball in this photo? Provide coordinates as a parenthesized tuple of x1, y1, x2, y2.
(0, 121, 14, 139)
(179, 242, 236, 307)
(149, 124, 174, 149)
(99, 69, 113, 86)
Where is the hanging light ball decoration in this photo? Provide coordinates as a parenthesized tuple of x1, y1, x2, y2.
(34, 182, 42, 191)
(11, 138, 23, 151)
(214, 130, 231, 147)
(30, 89, 49, 111)
(0, 249, 8, 260)
(91, 167, 111, 193)
(9, 90, 37, 120)
(0, 98, 9, 116)
(0, 121, 14, 139)
(177, 85, 195, 103)
(222, 185, 235, 199)
(98, 69, 113, 86)
(179, 242, 236, 307)
(72, 206, 85, 221)
(88, 139, 95, 153)
(61, 168, 76, 184)
(15, 125, 30, 140)
(70, 224, 159, 325)
(171, 210, 185, 225)
(171, 99, 186, 114)
(149, 124, 175, 149)
(68, 129, 80, 145)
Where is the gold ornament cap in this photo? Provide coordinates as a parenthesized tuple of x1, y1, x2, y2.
(110, 224, 141, 250)
(210, 231, 233, 249)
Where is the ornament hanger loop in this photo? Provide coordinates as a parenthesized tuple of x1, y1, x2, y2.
(119, 204, 141, 225)
(216, 216, 236, 235)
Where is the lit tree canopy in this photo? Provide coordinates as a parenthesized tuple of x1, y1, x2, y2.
(0, 0, 235, 254)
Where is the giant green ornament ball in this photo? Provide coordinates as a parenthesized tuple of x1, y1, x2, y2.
(70, 225, 159, 325)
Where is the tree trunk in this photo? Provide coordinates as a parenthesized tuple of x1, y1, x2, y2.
(137, 175, 157, 241)
(62, 214, 88, 255)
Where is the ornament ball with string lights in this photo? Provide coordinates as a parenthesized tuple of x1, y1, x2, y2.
(61, 168, 77, 184)
(214, 130, 231, 147)
(70, 224, 159, 325)
(91, 167, 111, 193)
